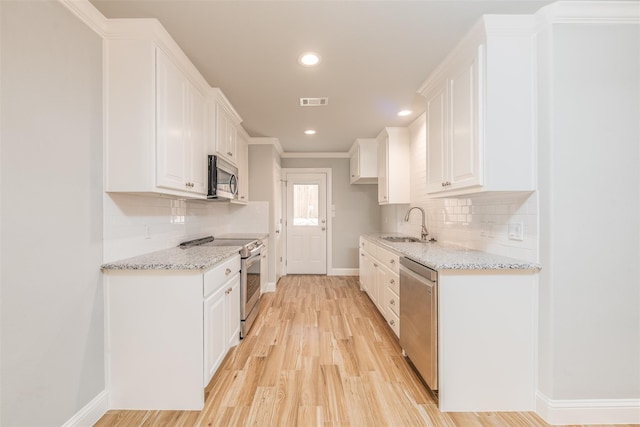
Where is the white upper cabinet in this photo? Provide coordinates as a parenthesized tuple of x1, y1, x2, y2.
(105, 21, 210, 199)
(209, 89, 242, 167)
(377, 127, 410, 205)
(419, 16, 536, 196)
(349, 138, 378, 184)
(156, 50, 207, 195)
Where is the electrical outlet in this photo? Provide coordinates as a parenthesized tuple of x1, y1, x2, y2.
(508, 222, 524, 241)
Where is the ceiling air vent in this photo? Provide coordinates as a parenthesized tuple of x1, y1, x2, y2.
(300, 97, 329, 107)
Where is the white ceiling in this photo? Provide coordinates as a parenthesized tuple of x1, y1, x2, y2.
(90, 0, 553, 153)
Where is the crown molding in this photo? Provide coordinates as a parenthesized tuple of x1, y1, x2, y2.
(281, 152, 350, 159)
(210, 88, 243, 124)
(536, 1, 640, 25)
(58, 0, 109, 36)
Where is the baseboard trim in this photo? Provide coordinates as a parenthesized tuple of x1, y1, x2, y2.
(262, 281, 276, 293)
(61, 390, 108, 427)
(329, 268, 358, 276)
(536, 392, 640, 425)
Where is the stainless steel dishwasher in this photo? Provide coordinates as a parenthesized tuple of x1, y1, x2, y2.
(399, 256, 438, 395)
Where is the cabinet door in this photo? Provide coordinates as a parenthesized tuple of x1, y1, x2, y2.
(377, 135, 389, 203)
(215, 105, 238, 166)
(449, 52, 482, 190)
(226, 274, 241, 348)
(234, 132, 248, 203)
(350, 147, 360, 183)
(187, 82, 207, 195)
(425, 83, 448, 193)
(156, 49, 187, 191)
(204, 285, 227, 386)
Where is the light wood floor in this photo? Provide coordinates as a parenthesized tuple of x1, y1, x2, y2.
(94, 275, 628, 427)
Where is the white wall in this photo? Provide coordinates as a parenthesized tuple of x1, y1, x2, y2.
(1, 2, 105, 425)
(537, 17, 640, 405)
(385, 114, 539, 263)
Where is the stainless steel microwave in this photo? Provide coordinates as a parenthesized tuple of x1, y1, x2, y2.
(207, 155, 238, 200)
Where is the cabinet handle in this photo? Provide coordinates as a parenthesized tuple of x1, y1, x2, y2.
(373, 263, 378, 267)
(225, 268, 231, 275)
(390, 299, 395, 305)
(227, 152, 233, 156)
(241, 196, 245, 199)
(389, 319, 395, 326)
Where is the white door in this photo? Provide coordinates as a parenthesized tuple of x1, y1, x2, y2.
(286, 173, 327, 274)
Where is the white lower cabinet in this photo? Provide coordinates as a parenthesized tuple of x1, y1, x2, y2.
(203, 261, 240, 386)
(105, 254, 241, 410)
(359, 237, 401, 338)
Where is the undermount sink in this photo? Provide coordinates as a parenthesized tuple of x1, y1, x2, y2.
(381, 236, 422, 243)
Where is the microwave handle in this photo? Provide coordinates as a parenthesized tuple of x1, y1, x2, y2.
(230, 174, 238, 195)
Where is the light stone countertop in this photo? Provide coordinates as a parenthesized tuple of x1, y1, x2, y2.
(101, 243, 242, 271)
(363, 233, 541, 272)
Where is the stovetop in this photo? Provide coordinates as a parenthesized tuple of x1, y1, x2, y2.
(179, 236, 263, 258)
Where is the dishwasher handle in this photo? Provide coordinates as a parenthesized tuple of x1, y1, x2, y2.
(400, 257, 438, 282)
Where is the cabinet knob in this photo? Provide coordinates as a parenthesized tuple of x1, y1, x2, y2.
(390, 259, 395, 264)
(351, 174, 355, 177)
(441, 182, 445, 187)
(389, 319, 395, 326)
(361, 253, 364, 257)
(390, 299, 395, 305)
(225, 268, 231, 275)
(241, 196, 245, 199)
(227, 152, 233, 156)
(373, 263, 378, 267)
(228, 287, 232, 293)
(390, 279, 395, 284)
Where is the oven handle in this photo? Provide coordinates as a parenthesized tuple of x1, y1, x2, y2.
(244, 248, 262, 267)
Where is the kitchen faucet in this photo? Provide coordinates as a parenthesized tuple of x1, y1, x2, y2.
(404, 207, 429, 241)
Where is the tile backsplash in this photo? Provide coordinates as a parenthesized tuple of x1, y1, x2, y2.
(382, 192, 538, 262)
(103, 193, 268, 262)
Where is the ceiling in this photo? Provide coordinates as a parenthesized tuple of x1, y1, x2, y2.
(90, 0, 553, 153)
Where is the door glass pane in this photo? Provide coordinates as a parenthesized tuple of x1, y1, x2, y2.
(293, 184, 319, 226)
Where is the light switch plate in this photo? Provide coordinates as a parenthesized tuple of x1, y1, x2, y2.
(508, 222, 524, 241)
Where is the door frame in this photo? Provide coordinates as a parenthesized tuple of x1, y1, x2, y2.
(281, 168, 332, 276)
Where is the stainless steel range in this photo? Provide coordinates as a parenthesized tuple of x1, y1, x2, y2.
(180, 235, 265, 338)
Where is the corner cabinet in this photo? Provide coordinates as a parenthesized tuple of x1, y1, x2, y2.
(231, 128, 249, 204)
(349, 138, 378, 184)
(377, 127, 410, 204)
(105, 32, 210, 199)
(419, 16, 536, 197)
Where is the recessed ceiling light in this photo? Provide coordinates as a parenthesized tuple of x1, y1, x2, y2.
(398, 110, 412, 117)
(298, 52, 320, 67)
(304, 130, 316, 135)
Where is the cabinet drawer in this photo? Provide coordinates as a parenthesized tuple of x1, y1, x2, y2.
(360, 238, 378, 259)
(204, 255, 240, 297)
(387, 272, 399, 296)
(385, 285, 400, 317)
(386, 305, 400, 338)
(378, 246, 399, 274)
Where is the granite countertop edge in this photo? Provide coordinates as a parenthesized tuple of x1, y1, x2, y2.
(101, 245, 242, 271)
(362, 233, 541, 272)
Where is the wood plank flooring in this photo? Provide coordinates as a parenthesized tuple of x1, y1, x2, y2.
(94, 275, 629, 427)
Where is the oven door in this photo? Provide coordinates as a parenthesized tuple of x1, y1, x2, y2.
(241, 252, 261, 319)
